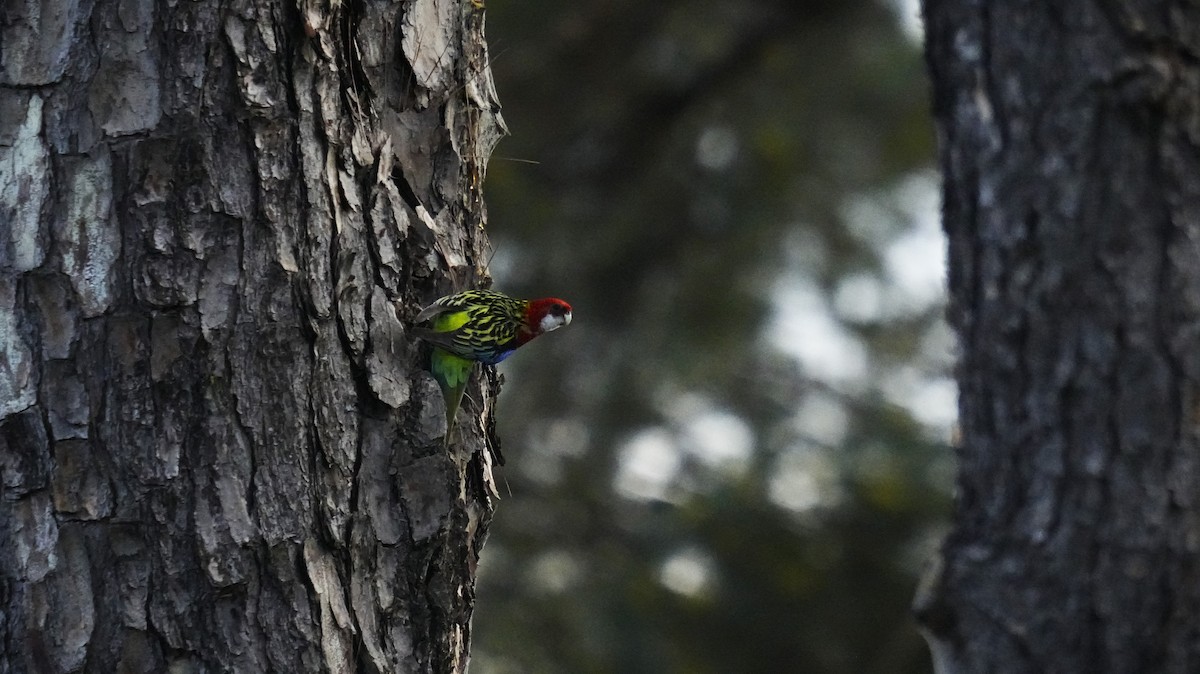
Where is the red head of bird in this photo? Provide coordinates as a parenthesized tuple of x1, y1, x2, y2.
(521, 298, 573, 345)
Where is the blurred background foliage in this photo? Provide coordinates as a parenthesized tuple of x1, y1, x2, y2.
(471, 0, 951, 672)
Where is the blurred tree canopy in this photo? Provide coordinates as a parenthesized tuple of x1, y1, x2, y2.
(471, 1, 950, 672)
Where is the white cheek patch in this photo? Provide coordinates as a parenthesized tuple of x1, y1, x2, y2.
(539, 312, 571, 333)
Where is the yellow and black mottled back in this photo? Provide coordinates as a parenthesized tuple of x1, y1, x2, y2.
(413, 289, 530, 365)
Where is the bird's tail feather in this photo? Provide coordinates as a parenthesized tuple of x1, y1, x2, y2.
(430, 347, 472, 446)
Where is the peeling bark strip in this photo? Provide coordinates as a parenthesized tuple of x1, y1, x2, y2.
(918, 1, 1200, 673)
(1, 0, 507, 671)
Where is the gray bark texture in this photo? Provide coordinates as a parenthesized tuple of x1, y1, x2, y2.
(0, 0, 507, 671)
(916, 1, 1200, 673)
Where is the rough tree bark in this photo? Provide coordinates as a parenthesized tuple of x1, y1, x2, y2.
(916, 1, 1200, 672)
(0, 0, 506, 671)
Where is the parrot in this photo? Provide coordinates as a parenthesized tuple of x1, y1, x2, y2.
(412, 289, 573, 445)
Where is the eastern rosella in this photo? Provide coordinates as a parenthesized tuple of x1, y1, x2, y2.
(412, 289, 573, 444)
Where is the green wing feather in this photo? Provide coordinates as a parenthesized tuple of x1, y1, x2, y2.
(429, 347, 472, 446)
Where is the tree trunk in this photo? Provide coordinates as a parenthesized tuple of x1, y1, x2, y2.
(916, 1, 1200, 672)
(0, 0, 506, 671)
